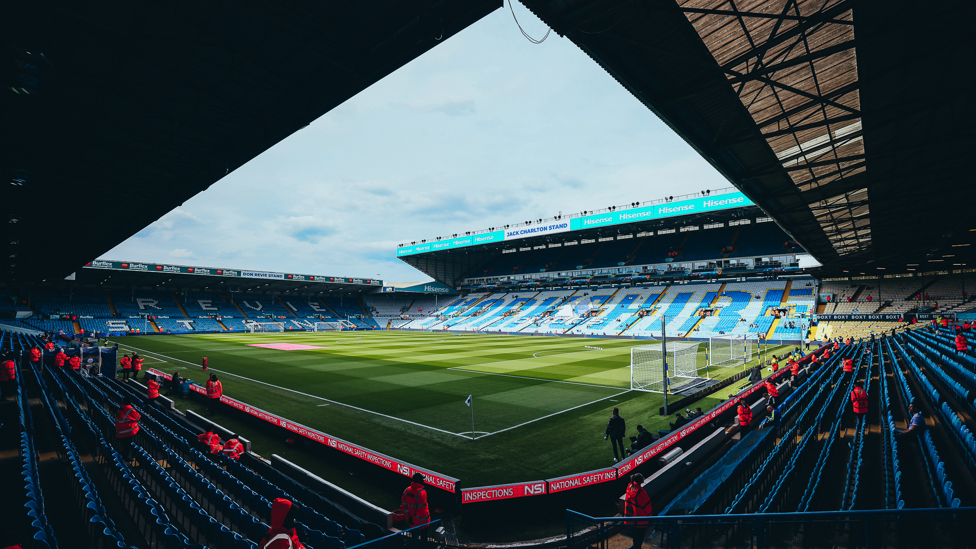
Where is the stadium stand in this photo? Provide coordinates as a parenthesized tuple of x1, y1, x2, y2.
(0, 351, 383, 549)
(114, 290, 187, 318)
(234, 294, 294, 319)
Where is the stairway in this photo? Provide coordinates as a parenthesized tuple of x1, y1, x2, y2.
(72, 320, 81, 334)
(172, 293, 191, 318)
(278, 296, 300, 318)
(781, 280, 793, 305)
(232, 300, 249, 319)
(217, 320, 230, 331)
(765, 317, 782, 341)
(150, 320, 161, 332)
(684, 315, 708, 338)
(105, 289, 118, 317)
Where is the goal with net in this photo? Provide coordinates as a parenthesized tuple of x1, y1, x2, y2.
(247, 321, 284, 333)
(314, 321, 343, 332)
(631, 342, 702, 393)
(708, 335, 753, 367)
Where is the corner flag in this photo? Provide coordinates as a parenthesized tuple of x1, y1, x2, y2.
(465, 395, 472, 407)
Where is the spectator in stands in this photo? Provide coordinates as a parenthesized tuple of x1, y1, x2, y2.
(622, 473, 652, 549)
(222, 438, 244, 461)
(114, 395, 141, 463)
(605, 407, 626, 463)
(627, 425, 654, 455)
(670, 412, 688, 431)
(400, 472, 431, 527)
(759, 405, 778, 429)
(206, 373, 223, 414)
(119, 354, 132, 381)
(688, 407, 703, 420)
(1, 352, 17, 400)
(955, 333, 969, 358)
(895, 401, 925, 438)
(259, 498, 306, 549)
(198, 430, 223, 455)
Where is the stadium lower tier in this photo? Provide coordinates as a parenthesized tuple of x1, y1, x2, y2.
(402, 278, 817, 341)
(3, 323, 974, 547)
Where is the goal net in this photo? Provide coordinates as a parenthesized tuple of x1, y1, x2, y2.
(314, 321, 343, 332)
(631, 342, 702, 393)
(247, 321, 284, 333)
(709, 336, 753, 367)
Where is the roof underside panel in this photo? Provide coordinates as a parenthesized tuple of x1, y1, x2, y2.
(1, 1, 501, 283)
(518, 0, 976, 274)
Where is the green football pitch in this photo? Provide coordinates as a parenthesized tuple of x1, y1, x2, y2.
(112, 331, 786, 488)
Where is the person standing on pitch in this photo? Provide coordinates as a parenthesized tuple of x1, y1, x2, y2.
(605, 407, 626, 463)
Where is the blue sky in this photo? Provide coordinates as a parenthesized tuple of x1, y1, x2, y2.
(102, 4, 729, 282)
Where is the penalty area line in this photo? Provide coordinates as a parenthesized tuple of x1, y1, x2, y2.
(446, 366, 623, 390)
(110, 341, 472, 439)
(471, 389, 632, 440)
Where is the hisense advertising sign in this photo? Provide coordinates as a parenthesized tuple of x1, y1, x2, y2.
(396, 192, 754, 257)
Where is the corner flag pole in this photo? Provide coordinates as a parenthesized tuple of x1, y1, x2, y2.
(662, 316, 669, 416)
(466, 395, 474, 440)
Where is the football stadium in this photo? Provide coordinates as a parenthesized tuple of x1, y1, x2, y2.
(2, 1, 975, 548)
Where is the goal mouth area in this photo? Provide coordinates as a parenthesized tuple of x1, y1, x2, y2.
(630, 342, 704, 394)
(247, 321, 285, 333)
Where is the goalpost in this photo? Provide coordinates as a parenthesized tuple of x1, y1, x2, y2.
(247, 321, 284, 333)
(709, 335, 753, 367)
(313, 321, 343, 332)
(631, 342, 702, 393)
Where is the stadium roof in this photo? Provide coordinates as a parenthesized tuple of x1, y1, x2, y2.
(399, 198, 781, 287)
(2, 0, 500, 284)
(519, 0, 975, 275)
(74, 259, 381, 295)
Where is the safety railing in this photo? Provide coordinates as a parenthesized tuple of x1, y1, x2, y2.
(346, 520, 440, 549)
(566, 507, 976, 549)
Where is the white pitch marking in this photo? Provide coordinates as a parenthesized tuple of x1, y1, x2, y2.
(317, 404, 330, 407)
(111, 341, 473, 439)
(471, 390, 631, 440)
(446, 366, 624, 390)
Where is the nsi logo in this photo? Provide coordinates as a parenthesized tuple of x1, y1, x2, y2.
(524, 483, 545, 495)
(397, 465, 411, 476)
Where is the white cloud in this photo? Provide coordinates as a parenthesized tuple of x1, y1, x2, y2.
(169, 248, 195, 258)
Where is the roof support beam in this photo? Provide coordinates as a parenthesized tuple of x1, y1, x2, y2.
(724, 40, 856, 86)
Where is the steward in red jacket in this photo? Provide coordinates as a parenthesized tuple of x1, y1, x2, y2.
(119, 355, 132, 380)
(737, 403, 753, 430)
(147, 379, 160, 401)
(45, 341, 55, 351)
(222, 438, 244, 461)
(198, 431, 223, 455)
(54, 351, 66, 368)
(956, 334, 968, 353)
(843, 358, 854, 372)
(850, 383, 868, 416)
(259, 498, 306, 549)
(132, 354, 143, 374)
(765, 380, 779, 399)
(29, 347, 41, 363)
(68, 356, 81, 370)
(791, 361, 801, 377)
(1, 358, 16, 382)
(623, 473, 652, 547)
(401, 473, 430, 527)
(206, 374, 223, 414)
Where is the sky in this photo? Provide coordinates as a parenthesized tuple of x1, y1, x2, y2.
(101, 4, 730, 283)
